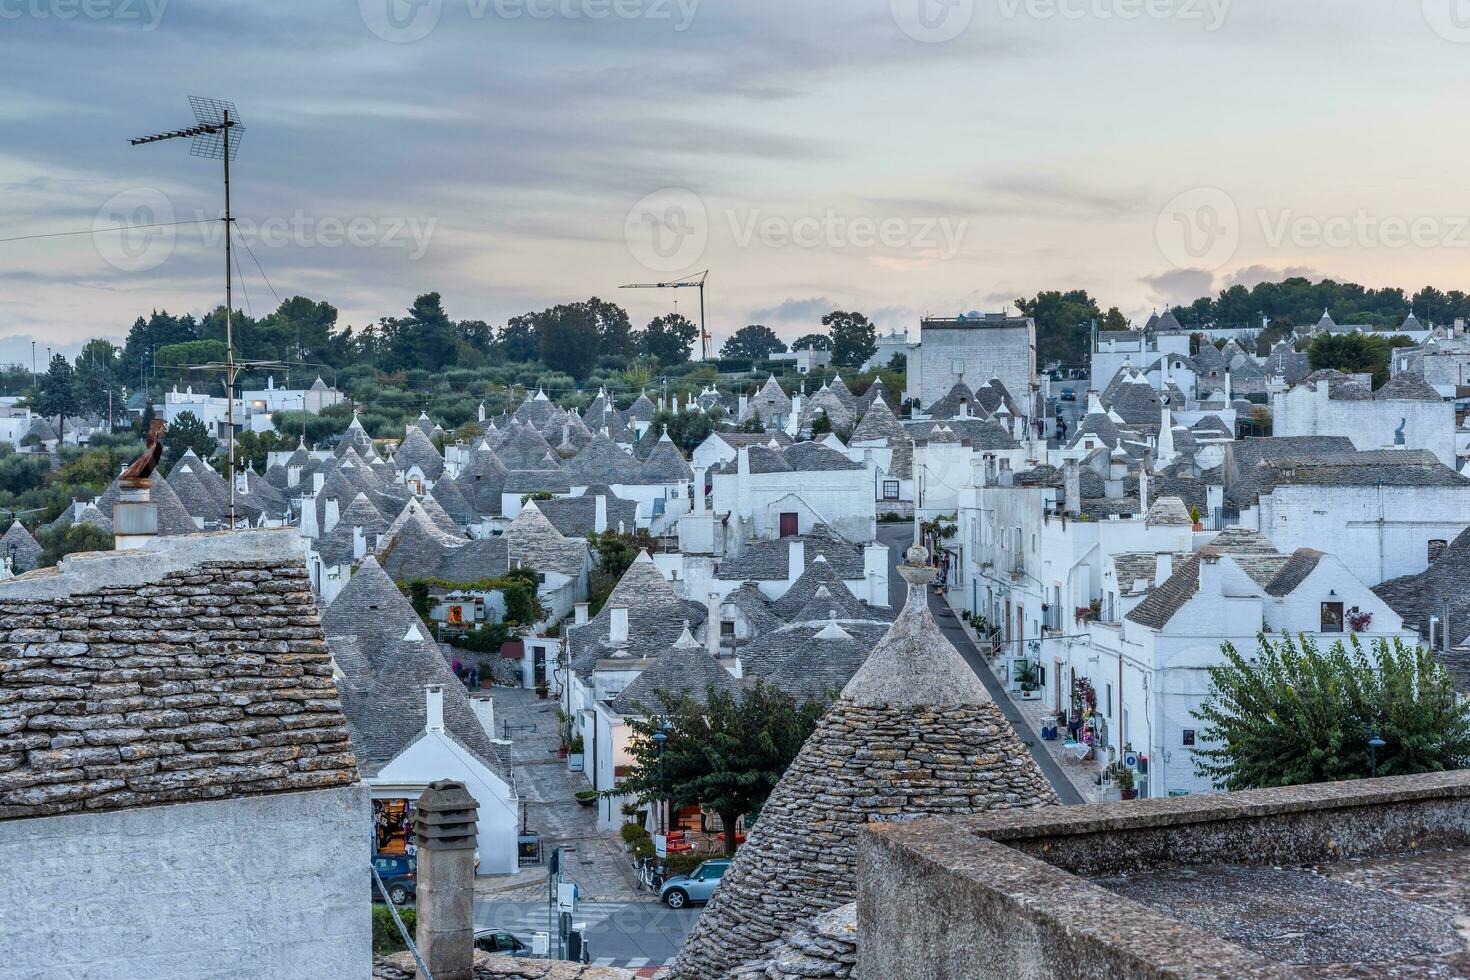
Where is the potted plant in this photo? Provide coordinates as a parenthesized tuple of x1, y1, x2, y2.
(1189, 505, 1204, 532)
(1347, 609, 1373, 633)
(1116, 766, 1137, 800)
(567, 734, 585, 773)
(1014, 660, 1042, 700)
(535, 684, 549, 700)
(575, 789, 598, 807)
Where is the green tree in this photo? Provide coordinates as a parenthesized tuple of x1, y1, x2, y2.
(37, 521, 114, 568)
(386, 293, 459, 372)
(585, 297, 633, 357)
(500, 314, 540, 363)
(822, 310, 876, 368)
(587, 528, 659, 579)
(648, 410, 713, 454)
(721, 325, 787, 361)
(33, 354, 81, 443)
(154, 339, 227, 373)
(640, 313, 699, 365)
(1015, 290, 1104, 366)
(1307, 332, 1394, 387)
(75, 340, 125, 425)
(615, 682, 826, 855)
(1193, 634, 1470, 791)
(537, 303, 601, 380)
(1100, 307, 1130, 332)
(234, 429, 283, 472)
(161, 411, 218, 470)
(791, 333, 831, 352)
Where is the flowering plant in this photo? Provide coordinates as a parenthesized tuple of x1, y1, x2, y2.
(1347, 610, 1374, 633)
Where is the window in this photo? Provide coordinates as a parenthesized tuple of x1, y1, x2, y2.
(951, 358, 965, 374)
(882, 480, 899, 500)
(1429, 539, 1449, 563)
(1106, 683, 1113, 718)
(720, 620, 735, 637)
(1321, 601, 1345, 633)
(1182, 729, 1196, 747)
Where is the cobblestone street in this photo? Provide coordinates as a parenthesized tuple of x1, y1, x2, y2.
(476, 687, 645, 903)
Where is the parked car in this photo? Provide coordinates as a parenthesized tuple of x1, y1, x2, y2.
(1060, 386, 1076, 401)
(659, 858, 732, 908)
(372, 853, 416, 905)
(474, 930, 531, 957)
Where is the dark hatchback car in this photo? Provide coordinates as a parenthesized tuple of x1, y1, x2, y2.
(372, 853, 416, 905)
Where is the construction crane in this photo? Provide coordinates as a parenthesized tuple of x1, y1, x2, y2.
(620, 270, 710, 360)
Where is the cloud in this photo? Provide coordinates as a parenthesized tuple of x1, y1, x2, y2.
(746, 297, 834, 325)
(1140, 269, 1216, 309)
(1221, 264, 1322, 290)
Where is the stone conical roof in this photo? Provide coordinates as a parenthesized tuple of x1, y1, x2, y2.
(641, 432, 694, 484)
(392, 425, 444, 480)
(429, 475, 476, 526)
(672, 548, 1057, 978)
(0, 521, 41, 572)
(456, 445, 509, 516)
(567, 433, 644, 485)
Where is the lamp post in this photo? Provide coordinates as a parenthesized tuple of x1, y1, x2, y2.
(1368, 730, 1386, 778)
(652, 727, 668, 837)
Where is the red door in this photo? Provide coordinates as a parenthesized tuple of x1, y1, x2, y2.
(779, 513, 798, 538)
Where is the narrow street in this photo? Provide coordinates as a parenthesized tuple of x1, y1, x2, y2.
(877, 523, 1085, 805)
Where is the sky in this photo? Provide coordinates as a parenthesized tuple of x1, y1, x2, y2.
(3, 0, 1470, 364)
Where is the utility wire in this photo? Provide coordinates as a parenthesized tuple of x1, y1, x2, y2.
(0, 217, 215, 244)
(241, 238, 282, 307)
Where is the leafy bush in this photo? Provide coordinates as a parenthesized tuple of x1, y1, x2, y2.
(371, 905, 417, 954)
(620, 823, 650, 845)
(664, 853, 708, 878)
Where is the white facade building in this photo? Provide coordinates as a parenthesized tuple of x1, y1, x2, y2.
(906, 314, 1037, 421)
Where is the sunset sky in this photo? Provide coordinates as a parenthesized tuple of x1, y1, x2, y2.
(3, 0, 1470, 363)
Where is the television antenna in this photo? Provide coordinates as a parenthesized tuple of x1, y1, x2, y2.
(130, 97, 248, 525)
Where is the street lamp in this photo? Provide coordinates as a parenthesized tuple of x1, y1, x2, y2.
(1368, 730, 1386, 778)
(652, 727, 668, 837)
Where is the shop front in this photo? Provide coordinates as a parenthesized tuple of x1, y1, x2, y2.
(373, 797, 417, 856)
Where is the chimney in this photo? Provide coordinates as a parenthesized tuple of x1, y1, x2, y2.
(352, 524, 366, 560)
(313, 470, 325, 493)
(594, 493, 607, 533)
(413, 780, 479, 980)
(323, 496, 341, 534)
(737, 446, 751, 476)
(1157, 406, 1175, 464)
(787, 538, 805, 584)
(300, 495, 319, 539)
(1155, 552, 1173, 584)
(958, 398, 969, 419)
(425, 685, 445, 732)
(1139, 469, 1150, 513)
(1064, 460, 1081, 516)
(706, 592, 721, 656)
(692, 466, 707, 515)
(609, 604, 629, 644)
(738, 393, 749, 419)
(114, 477, 159, 552)
(574, 602, 589, 626)
(1199, 555, 1220, 596)
(1224, 368, 1233, 403)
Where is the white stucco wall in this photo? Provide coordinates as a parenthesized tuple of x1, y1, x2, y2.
(912, 319, 1036, 416)
(1272, 383, 1457, 467)
(1253, 484, 1470, 585)
(2, 785, 370, 980)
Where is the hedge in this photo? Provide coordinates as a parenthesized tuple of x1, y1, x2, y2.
(372, 905, 418, 954)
